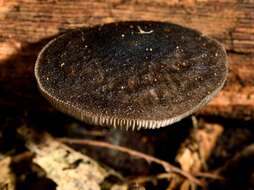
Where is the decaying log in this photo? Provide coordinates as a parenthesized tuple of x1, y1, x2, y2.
(0, 0, 253, 119)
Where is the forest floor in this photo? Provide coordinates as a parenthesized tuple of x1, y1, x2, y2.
(1, 107, 254, 190)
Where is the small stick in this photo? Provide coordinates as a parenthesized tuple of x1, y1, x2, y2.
(194, 171, 223, 180)
(59, 138, 203, 186)
(126, 172, 222, 186)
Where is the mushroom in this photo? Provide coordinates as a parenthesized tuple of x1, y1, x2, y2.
(34, 21, 227, 129)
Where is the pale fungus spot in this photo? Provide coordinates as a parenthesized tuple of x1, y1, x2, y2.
(137, 25, 154, 34)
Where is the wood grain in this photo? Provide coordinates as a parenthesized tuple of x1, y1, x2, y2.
(0, 0, 253, 119)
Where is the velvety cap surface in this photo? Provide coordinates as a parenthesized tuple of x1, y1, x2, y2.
(35, 21, 227, 129)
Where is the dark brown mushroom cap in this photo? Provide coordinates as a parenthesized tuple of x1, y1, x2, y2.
(35, 21, 227, 129)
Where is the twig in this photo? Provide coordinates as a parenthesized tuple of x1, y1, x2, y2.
(127, 173, 174, 185)
(126, 172, 223, 188)
(194, 171, 224, 180)
(59, 138, 203, 186)
(11, 151, 34, 163)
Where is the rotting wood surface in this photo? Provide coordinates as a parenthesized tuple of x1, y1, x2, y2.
(0, 0, 253, 119)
